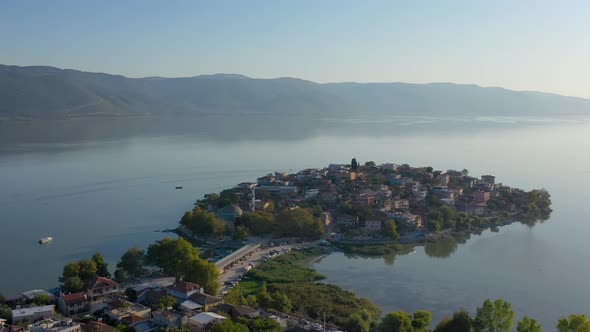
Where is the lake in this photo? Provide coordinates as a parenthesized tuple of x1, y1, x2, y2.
(1, 114, 589, 329)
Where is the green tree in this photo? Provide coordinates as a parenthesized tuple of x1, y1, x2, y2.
(241, 211, 276, 235)
(0, 292, 5, 304)
(517, 316, 542, 332)
(439, 205, 458, 229)
(225, 284, 246, 305)
(63, 276, 85, 293)
(365, 161, 376, 167)
(211, 319, 250, 332)
(382, 220, 400, 240)
(234, 225, 250, 241)
(117, 247, 147, 280)
(474, 299, 515, 332)
(557, 314, 590, 332)
(145, 237, 200, 277)
(412, 310, 432, 332)
(78, 259, 98, 282)
(275, 208, 324, 239)
(157, 295, 177, 310)
(345, 309, 374, 332)
(434, 309, 473, 332)
(426, 219, 442, 232)
(256, 282, 273, 309)
(92, 253, 111, 278)
(182, 256, 220, 295)
(381, 311, 414, 332)
(246, 317, 282, 332)
(0, 304, 12, 322)
(271, 291, 292, 313)
(32, 294, 53, 305)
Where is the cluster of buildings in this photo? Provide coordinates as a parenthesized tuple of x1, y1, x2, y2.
(3, 278, 264, 332)
(202, 161, 508, 236)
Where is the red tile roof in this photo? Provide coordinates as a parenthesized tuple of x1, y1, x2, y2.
(87, 277, 118, 290)
(166, 281, 202, 294)
(62, 292, 88, 305)
(120, 315, 147, 325)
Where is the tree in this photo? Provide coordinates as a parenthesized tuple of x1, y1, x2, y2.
(182, 256, 221, 295)
(365, 161, 376, 168)
(557, 314, 590, 332)
(157, 295, 177, 310)
(381, 311, 413, 332)
(246, 317, 282, 332)
(275, 208, 324, 239)
(412, 310, 432, 332)
(439, 205, 458, 229)
(434, 310, 473, 332)
(256, 283, 273, 309)
(145, 237, 200, 277)
(211, 320, 249, 332)
(117, 247, 147, 280)
(241, 211, 276, 235)
(32, 294, 53, 305)
(0, 304, 11, 323)
(426, 219, 441, 233)
(78, 259, 98, 282)
(0, 292, 5, 304)
(234, 225, 250, 241)
(92, 253, 111, 278)
(63, 276, 85, 293)
(382, 220, 400, 240)
(271, 291, 292, 313)
(345, 309, 374, 332)
(474, 299, 515, 332)
(225, 284, 246, 305)
(517, 316, 542, 332)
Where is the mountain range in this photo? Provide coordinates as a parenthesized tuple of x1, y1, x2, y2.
(1, 64, 589, 120)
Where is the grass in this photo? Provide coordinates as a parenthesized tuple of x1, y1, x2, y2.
(333, 242, 406, 255)
(248, 248, 326, 284)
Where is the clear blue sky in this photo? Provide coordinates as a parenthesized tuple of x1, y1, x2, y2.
(1, 0, 589, 98)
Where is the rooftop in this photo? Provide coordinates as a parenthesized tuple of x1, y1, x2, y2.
(12, 305, 55, 319)
(189, 312, 226, 325)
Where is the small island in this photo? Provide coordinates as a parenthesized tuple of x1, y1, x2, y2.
(177, 159, 552, 252)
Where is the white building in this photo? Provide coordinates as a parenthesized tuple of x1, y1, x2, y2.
(12, 305, 55, 323)
(28, 318, 81, 332)
(188, 312, 226, 332)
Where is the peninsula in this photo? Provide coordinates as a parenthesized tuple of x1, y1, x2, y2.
(178, 159, 552, 251)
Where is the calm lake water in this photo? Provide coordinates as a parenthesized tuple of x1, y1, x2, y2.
(1, 114, 589, 329)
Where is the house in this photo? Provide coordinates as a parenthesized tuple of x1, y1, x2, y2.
(364, 220, 382, 231)
(188, 293, 223, 312)
(166, 281, 203, 301)
(58, 292, 88, 316)
(80, 321, 115, 332)
(86, 277, 119, 302)
(336, 214, 359, 226)
(216, 204, 243, 223)
(28, 318, 81, 332)
(188, 312, 226, 332)
(436, 173, 450, 186)
(393, 199, 410, 210)
(12, 305, 55, 323)
(457, 202, 486, 215)
(481, 175, 496, 184)
(179, 300, 203, 315)
(152, 310, 187, 329)
(136, 288, 167, 307)
(389, 212, 423, 228)
(473, 191, 490, 203)
(105, 300, 151, 322)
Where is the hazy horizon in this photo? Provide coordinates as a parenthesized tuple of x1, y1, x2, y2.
(1, 1, 589, 99)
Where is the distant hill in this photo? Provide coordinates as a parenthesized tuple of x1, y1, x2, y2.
(1, 64, 589, 120)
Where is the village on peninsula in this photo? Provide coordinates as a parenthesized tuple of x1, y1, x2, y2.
(0, 160, 552, 332)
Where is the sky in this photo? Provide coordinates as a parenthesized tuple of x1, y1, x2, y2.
(1, 0, 589, 98)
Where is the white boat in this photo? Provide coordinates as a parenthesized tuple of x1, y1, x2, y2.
(39, 237, 53, 244)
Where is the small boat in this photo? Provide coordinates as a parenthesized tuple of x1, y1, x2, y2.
(175, 186, 183, 189)
(39, 237, 53, 244)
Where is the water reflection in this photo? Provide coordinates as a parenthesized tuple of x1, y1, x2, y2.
(424, 238, 462, 259)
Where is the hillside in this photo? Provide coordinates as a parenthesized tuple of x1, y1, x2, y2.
(1, 64, 589, 120)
